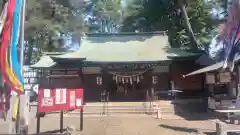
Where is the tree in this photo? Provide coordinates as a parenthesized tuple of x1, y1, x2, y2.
(121, 0, 221, 51)
(178, 0, 199, 50)
(24, 0, 87, 64)
(83, 0, 123, 33)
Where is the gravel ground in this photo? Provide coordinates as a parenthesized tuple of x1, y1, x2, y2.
(0, 114, 217, 135)
(1, 114, 240, 135)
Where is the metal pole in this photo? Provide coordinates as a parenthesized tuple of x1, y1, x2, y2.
(60, 111, 63, 133)
(79, 67, 84, 131)
(80, 108, 83, 131)
(36, 114, 40, 133)
(18, 0, 29, 134)
(19, 0, 26, 68)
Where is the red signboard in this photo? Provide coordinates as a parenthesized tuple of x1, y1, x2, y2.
(38, 88, 83, 112)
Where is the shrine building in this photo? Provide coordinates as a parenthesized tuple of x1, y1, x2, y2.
(31, 32, 205, 102)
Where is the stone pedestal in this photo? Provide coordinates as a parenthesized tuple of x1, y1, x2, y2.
(216, 121, 227, 135)
(19, 125, 28, 135)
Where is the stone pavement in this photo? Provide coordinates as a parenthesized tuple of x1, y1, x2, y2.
(27, 115, 198, 135)
(0, 114, 240, 135)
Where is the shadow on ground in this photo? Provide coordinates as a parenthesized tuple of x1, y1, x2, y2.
(159, 124, 240, 135)
(39, 128, 67, 134)
(171, 99, 217, 120)
(204, 132, 240, 135)
(159, 124, 199, 134)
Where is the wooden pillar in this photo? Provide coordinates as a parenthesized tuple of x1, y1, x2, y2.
(36, 114, 40, 133)
(151, 72, 158, 101)
(100, 66, 107, 115)
(101, 65, 107, 93)
(237, 66, 240, 97)
(79, 66, 84, 131)
(168, 63, 173, 100)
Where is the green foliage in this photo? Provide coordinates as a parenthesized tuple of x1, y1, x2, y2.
(84, 0, 123, 33)
(121, 0, 221, 50)
(24, 0, 87, 64)
(21, 0, 223, 63)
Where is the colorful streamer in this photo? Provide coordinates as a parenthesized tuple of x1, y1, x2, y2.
(12, 96, 19, 120)
(11, 0, 24, 86)
(0, 0, 24, 94)
(219, 0, 240, 71)
(0, 2, 8, 89)
(1, 0, 17, 92)
(0, 0, 25, 122)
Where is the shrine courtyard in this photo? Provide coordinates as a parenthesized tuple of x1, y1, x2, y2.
(1, 114, 240, 135)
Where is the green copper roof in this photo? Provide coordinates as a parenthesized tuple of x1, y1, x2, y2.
(30, 55, 56, 68)
(31, 33, 199, 68)
(52, 34, 198, 62)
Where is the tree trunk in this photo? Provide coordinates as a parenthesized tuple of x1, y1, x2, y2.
(25, 39, 34, 65)
(0, 0, 7, 13)
(0, 1, 3, 13)
(177, 0, 199, 51)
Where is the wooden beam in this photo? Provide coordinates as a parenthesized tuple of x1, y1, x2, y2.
(47, 75, 80, 78)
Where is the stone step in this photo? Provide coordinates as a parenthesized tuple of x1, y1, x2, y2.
(161, 115, 185, 120)
(71, 108, 176, 115)
(85, 102, 145, 106)
(155, 100, 174, 105)
(34, 101, 179, 116)
(83, 107, 147, 110)
(84, 107, 146, 110)
(68, 110, 147, 115)
(83, 105, 176, 114)
(84, 105, 145, 108)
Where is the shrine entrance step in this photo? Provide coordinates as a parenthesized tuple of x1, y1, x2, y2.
(69, 102, 149, 115)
